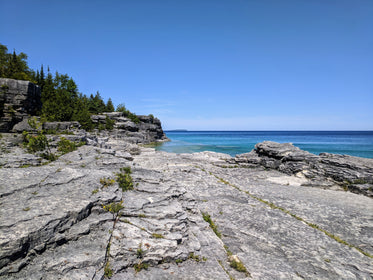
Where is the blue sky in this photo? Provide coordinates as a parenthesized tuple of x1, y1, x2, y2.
(1, 0, 372, 130)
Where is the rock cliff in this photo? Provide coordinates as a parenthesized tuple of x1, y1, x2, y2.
(0, 138, 372, 279)
(0, 78, 41, 132)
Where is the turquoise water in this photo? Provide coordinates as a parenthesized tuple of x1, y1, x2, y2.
(155, 131, 373, 158)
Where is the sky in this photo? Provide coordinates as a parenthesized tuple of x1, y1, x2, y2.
(1, 0, 372, 130)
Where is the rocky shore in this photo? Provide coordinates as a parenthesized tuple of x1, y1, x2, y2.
(1, 134, 372, 279)
(1, 77, 372, 279)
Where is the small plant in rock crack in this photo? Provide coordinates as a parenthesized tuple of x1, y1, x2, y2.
(134, 261, 149, 273)
(136, 243, 145, 258)
(151, 233, 164, 239)
(188, 252, 207, 262)
(102, 201, 124, 219)
(202, 212, 222, 238)
(104, 261, 113, 278)
(100, 177, 115, 188)
(228, 255, 250, 277)
(115, 167, 134, 191)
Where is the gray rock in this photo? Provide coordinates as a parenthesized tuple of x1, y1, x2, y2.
(43, 121, 81, 131)
(11, 118, 34, 132)
(234, 141, 373, 197)
(1, 139, 372, 279)
(0, 78, 41, 132)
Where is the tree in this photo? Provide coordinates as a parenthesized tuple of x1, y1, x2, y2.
(0, 43, 35, 81)
(0, 44, 9, 77)
(88, 91, 106, 114)
(106, 98, 115, 112)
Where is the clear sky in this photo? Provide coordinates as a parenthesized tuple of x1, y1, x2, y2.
(1, 0, 372, 130)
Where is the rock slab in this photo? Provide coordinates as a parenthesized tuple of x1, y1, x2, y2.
(0, 140, 372, 279)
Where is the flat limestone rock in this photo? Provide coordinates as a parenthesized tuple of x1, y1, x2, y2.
(0, 141, 372, 279)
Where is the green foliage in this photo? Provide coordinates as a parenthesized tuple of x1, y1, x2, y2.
(88, 91, 106, 114)
(105, 116, 115, 130)
(202, 212, 222, 238)
(136, 243, 145, 258)
(134, 262, 149, 272)
(106, 98, 115, 112)
(116, 103, 140, 124)
(116, 167, 134, 192)
(229, 256, 250, 276)
(0, 44, 35, 82)
(102, 201, 124, 214)
(188, 252, 207, 262)
(104, 261, 113, 278)
(0, 43, 149, 131)
(100, 177, 115, 188)
(57, 137, 77, 154)
(23, 131, 48, 152)
(151, 233, 164, 239)
(92, 188, 99, 194)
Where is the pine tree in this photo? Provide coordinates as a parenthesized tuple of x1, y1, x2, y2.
(39, 64, 45, 91)
(0, 44, 8, 77)
(106, 98, 115, 112)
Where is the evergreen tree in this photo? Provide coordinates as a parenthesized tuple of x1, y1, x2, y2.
(88, 91, 106, 114)
(0, 44, 8, 77)
(41, 68, 57, 120)
(39, 64, 45, 91)
(72, 94, 93, 130)
(0, 44, 35, 81)
(106, 98, 115, 112)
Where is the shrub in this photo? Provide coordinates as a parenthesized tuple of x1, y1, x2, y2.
(105, 115, 115, 130)
(23, 132, 48, 152)
(100, 177, 115, 188)
(116, 103, 140, 124)
(57, 137, 77, 154)
(116, 167, 134, 192)
(103, 201, 124, 214)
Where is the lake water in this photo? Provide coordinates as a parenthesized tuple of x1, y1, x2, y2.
(155, 131, 373, 158)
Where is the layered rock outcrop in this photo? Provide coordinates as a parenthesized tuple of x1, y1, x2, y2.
(234, 141, 373, 197)
(90, 112, 168, 144)
(0, 139, 372, 279)
(0, 78, 41, 132)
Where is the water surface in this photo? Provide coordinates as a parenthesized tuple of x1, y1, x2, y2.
(156, 131, 373, 158)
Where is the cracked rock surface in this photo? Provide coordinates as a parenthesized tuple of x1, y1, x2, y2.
(1, 141, 372, 279)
